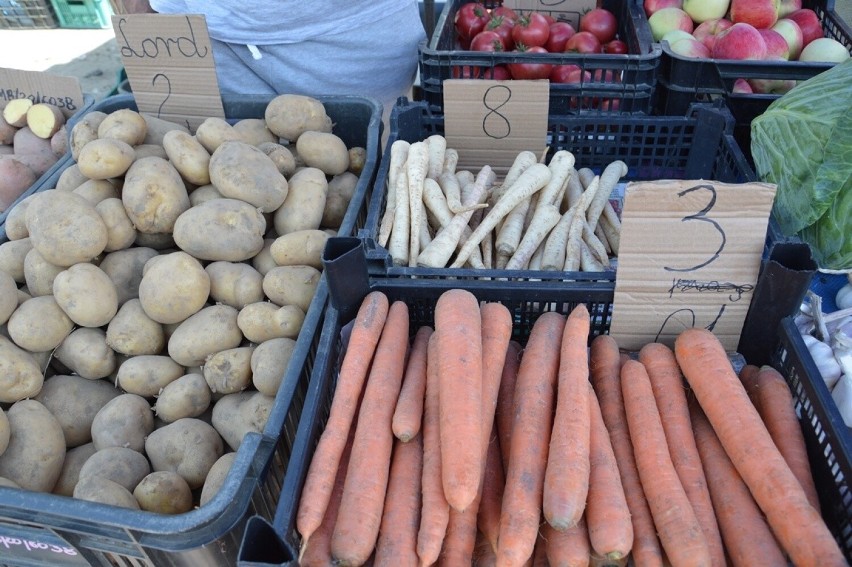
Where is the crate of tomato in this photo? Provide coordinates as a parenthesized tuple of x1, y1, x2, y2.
(418, 0, 661, 113)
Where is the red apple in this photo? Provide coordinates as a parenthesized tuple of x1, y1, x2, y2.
(760, 28, 791, 59)
(772, 18, 803, 60)
(777, 0, 802, 18)
(682, 0, 730, 24)
(604, 39, 629, 54)
(712, 22, 768, 60)
(748, 69, 796, 94)
(564, 31, 603, 53)
(692, 18, 733, 51)
(787, 9, 823, 47)
(648, 7, 694, 42)
(730, 0, 780, 30)
(670, 36, 712, 58)
(644, 0, 683, 18)
(580, 8, 618, 44)
(546, 22, 576, 53)
(799, 37, 851, 62)
(732, 78, 753, 93)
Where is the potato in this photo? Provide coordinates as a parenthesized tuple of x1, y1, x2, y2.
(34, 374, 121, 447)
(0, 156, 37, 211)
(117, 355, 185, 398)
(69, 110, 107, 161)
(348, 146, 367, 175)
(0, 399, 65, 492)
(212, 391, 274, 451)
(209, 141, 289, 213)
(145, 418, 224, 489)
(138, 251, 210, 324)
(172, 198, 266, 262)
(105, 300, 164, 358)
(2, 98, 33, 128)
(97, 108, 147, 146)
(168, 304, 242, 367)
(264, 94, 332, 141)
(11, 152, 58, 177)
(91, 393, 155, 452)
(3, 193, 37, 240)
(7, 295, 74, 353)
(99, 246, 159, 305)
(188, 183, 223, 207)
(54, 327, 116, 379)
(134, 471, 193, 514)
(251, 337, 297, 397)
(73, 178, 120, 205)
(95, 197, 137, 252)
(162, 130, 211, 186)
(257, 141, 297, 177)
(0, 237, 32, 282)
(269, 229, 329, 269)
(233, 118, 277, 146)
(141, 113, 190, 146)
(50, 124, 68, 156)
(205, 261, 264, 309)
(273, 167, 327, 235)
(0, 270, 18, 325)
(134, 231, 175, 250)
(194, 117, 243, 153)
(26, 190, 108, 266)
(0, 335, 42, 404)
(199, 452, 236, 506)
(79, 446, 151, 492)
(53, 263, 119, 327)
(203, 346, 254, 394)
(154, 373, 211, 423)
(262, 265, 321, 312)
(323, 171, 359, 228)
(73, 475, 140, 509)
(76, 137, 135, 180)
(122, 156, 191, 234)
(132, 143, 168, 160)
(252, 238, 277, 276)
(27, 103, 66, 139)
(237, 302, 304, 343)
(0, 408, 8, 456)
(55, 163, 88, 192)
(52, 442, 97, 496)
(0, 112, 16, 144)
(295, 131, 349, 176)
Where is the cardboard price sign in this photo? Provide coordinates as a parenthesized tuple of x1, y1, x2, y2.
(0, 68, 84, 118)
(442, 79, 548, 178)
(609, 179, 777, 351)
(112, 14, 224, 130)
(502, 0, 596, 29)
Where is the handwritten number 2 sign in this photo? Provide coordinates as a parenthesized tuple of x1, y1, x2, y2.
(610, 179, 776, 351)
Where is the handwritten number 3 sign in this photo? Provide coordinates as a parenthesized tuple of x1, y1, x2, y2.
(610, 179, 776, 351)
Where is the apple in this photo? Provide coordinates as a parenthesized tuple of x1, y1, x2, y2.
(772, 18, 803, 60)
(604, 39, 629, 54)
(732, 78, 753, 93)
(760, 28, 791, 59)
(682, 0, 730, 24)
(692, 18, 733, 51)
(787, 9, 824, 47)
(670, 37, 712, 58)
(712, 23, 768, 60)
(648, 7, 694, 42)
(777, 0, 802, 18)
(748, 66, 796, 94)
(730, 0, 780, 30)
(643, 0, 683, 18)
(564, 31, 603, 53)
(661, 29, 695, 45)
(580, 8, 618, 44)
(799, 37, 851, 63)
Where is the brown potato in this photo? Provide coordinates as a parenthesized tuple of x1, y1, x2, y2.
(295, 131, 349, 176)
(203, 346, 254, 394)
(116, 355, 186, 398)
(195, 117, 243, 153)
(96, 197, 137, 252)
(0, 335, 44, 403)
(34, 374, 121, 447)
(97, 108, 147, 146)
(138, 251, 210, 324)
(233, 118, 277, 146)
(167, 304, 242, 367)
(122, 156, 190, 234)
(269, 229, 329, 270)
(199, 452, 236, 506)
(91, 394, 155, 452)
(53, 262, 119, 328)
(273, 166, 327, 235)
(106, 298, 166, 356)
(145, 418, 224, 489)
(99, 246, 159, 305)
(6, 295, 74, 353)
(133, 471, 193, 514)
(78, 446, 151, 491)
(209, 141, 289, 212)
(237, 302, 304, 343)
(153, 373, 211, 423)
(251, 337, 297, 397)
(73, 475, 140, 509)
(26, 191, 108, 266)
(211, 391, 274, 451)
(52, 443, 97, 497)
(264, 94, 332, 141)
(162, 130, 211, 186)
(205, 261, 264, 309)
(172, 198, 266, 262)
(0, 399, 65, 492)
(76, 137, 135, 180)
(69, 110, 107, 161)
(262, 265, 321, 312)
(53, 327, 117, 380)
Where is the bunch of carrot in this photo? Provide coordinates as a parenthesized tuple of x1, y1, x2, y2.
(294, 289, 846, 567)
(376, 136, 625, 272)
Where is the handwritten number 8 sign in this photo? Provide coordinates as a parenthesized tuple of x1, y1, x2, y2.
(481, 85, 512, 139)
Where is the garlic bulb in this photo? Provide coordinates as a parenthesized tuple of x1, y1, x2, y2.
(831, 318, 852, 379)
(837, 283, 852, 311)
(801, 334, 842, 389)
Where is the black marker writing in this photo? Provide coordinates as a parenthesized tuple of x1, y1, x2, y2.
(668, 279, 754, 302)
(116, 15, 209, 59)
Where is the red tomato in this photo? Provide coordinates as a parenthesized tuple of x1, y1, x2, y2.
(511, 12, 551, 48)
(545, 22, 576, 53)
(604, 39, 629, 54)
(564, 31, 603, 54)
(579, 8, 618, 44)
(486, 16, 515, 51)
(455, 2, 491, 41)
(541, 13, 557, 25)
(451, 64, 511, 80)
(549, 64, 585, 83)
(470, 30, 505, 52)
(490, 6, 518, 24)
(507, 45, 553, 80)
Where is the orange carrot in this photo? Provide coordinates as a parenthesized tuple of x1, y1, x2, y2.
(586, 383, 632, 561)
(754, 365, 821, 512)
(690, 400, 787, 567)
(440, 505, 480, 566)
(531, 531, 549, 567)
(621, 359, 711, 567)
(590, 336, 662, 567)
(297, 291, 390, 544)
(479, 301, 513, 458)
(639, 343, 724, 567)
(393, 325, 433, 442)
(674, 328, 845, 566)
(374, 432, 424, 567)
(478, 431, 505, 554)
(543, 515, 591, 567)
(331, 300, 410, 566)
(497, 312, 565, 567)
(435, 288, 483, 513)
(496, 340, 522, 473)
(544, 304, 591, 530)
(417, 333, 450, 567)
(738, 363, 762, 410)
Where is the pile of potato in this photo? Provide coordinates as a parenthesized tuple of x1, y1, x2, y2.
(0, 99, 70, 211)
(0, 94, 367, 514)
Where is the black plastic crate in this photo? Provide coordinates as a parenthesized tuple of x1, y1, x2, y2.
(236, 247, 852, 564)
(419, 0, 661, 114)
(0, 0, 56, 28)
(360, 97, 767, 281)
